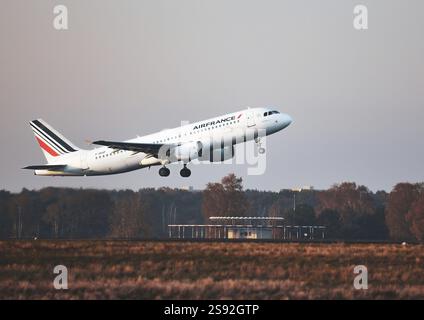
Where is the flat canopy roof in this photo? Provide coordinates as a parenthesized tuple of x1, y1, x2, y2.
(209, 216, 285, 220)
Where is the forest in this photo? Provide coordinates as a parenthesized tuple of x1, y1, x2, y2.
(0, 174, 423, 242)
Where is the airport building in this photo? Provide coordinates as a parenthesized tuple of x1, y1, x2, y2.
(168, 216, 326, 240)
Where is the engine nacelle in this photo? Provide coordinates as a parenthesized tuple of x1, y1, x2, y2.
(200, 145, 235, 162)
(167, 141, 203, 162)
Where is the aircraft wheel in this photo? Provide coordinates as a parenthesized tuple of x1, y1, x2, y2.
(180, 167, 191, 178)
(258, 147, 266, 154)
(159, 167, 170, 177)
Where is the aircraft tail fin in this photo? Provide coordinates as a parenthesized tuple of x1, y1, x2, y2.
(29, 119, 80, 163)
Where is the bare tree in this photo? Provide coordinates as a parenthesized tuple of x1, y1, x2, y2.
(406, 193, 424, 241)
(202, 173, 249, 220)
(385, 183, 419, 241)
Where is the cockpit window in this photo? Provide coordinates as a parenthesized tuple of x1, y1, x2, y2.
(264, 111, 280, 116)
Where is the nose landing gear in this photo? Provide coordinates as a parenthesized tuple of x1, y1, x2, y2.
(255, 138, 266, 154)
(180, 164, 191, 177)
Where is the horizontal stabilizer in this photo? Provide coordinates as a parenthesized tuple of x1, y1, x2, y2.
(22, 164, 67, 170)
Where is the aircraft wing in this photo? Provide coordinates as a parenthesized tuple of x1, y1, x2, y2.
(92, 140, 168, 156)
(22, 164, 67, 170)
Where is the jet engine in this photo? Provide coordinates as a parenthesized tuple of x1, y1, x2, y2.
(166, 141, 203, 162)
(198, 145, 235, 162)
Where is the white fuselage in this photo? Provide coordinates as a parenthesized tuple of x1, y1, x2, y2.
(34, 107, 292, 176)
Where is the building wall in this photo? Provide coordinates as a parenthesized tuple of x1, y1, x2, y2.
(227, 228, 273, 239)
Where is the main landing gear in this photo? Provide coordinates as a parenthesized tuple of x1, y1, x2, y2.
(159, 166, 170, 177)
(158, 165, 191, 177)
(180, 164, 191, 178)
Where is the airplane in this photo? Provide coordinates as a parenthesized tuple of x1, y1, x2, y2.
(23, 107, 292, 177)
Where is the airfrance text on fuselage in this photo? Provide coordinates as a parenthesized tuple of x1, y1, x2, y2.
(192, 116, 236, 130)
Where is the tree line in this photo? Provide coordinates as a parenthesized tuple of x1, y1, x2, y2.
(0, 174, 423, 241)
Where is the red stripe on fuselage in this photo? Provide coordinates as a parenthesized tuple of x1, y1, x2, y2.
(35, 137, 59, 157)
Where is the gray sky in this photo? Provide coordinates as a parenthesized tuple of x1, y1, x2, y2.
(1, 0, 423, 192)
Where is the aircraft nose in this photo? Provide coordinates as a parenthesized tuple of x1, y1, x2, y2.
(280, 113, 293, 128)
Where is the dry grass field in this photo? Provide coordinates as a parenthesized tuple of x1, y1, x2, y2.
(0, 241, 423, 299)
